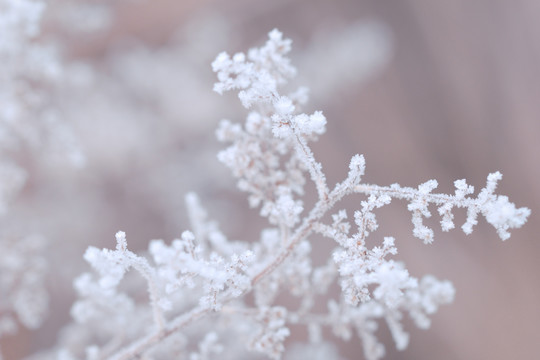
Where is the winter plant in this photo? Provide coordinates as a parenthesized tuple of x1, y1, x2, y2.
(0, 3, 530, 359)
(41, 30, 528, 360)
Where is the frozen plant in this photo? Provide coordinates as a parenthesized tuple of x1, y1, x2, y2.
(47, 30, 529, 360)
(0, 0, 77, 356)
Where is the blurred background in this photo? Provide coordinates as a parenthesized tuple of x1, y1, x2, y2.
(1, 0, 539, 359)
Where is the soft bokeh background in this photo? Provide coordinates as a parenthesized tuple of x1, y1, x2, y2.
(2, 0, 539, 359)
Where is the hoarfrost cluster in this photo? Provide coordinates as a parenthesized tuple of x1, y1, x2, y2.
(0, 2, 531, 360)
(0, 0, 80, 355)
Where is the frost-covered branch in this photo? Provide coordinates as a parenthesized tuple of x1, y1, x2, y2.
(355, 172, 530, 243)
(41, 29, 530, 360)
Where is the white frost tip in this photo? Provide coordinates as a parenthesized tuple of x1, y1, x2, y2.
(349, 154, 365, 173)
(309, 111, 327, 135)
(181, 230, 195, 242)
(268, 28, 283, 41)
(274, 96, 295, 115)
(418, 180, 438, 194)
(115, 231, 127, 251)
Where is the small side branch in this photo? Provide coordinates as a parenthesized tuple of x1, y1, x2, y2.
(108, 307, 209, 360)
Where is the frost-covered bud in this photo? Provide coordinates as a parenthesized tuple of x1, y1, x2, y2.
(419, 276, 455, 315)
(115, 231, 127, 251)
(372, 261, 416, 308)
(308, 111, 327, 135)
(339, 153, 366, 190)
(292, 111, 327, 136)
(349, 154, 365, 177)
(216, 119, 242, 142)
(462, 207, 478, 235)
(211, 52, 232, 74)
(266, 186, 303, 227)
(418, 179, 438, 194)
(274, 96, 295, 115)
(454, 179, 474, 199)
(485, 171, 502, 193)
(271, 114, 292, 138)
(83, 247, 127, 289)
(245, 112, 268, 135)
(232, 52, 245, 63)
(438, 202, 455, 232)
(249, 306, 291, 360)
(484, 195, 531, 240)
(268, 28, 285, 44)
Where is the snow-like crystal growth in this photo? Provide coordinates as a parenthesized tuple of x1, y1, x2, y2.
(6, 27, 528, 360)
